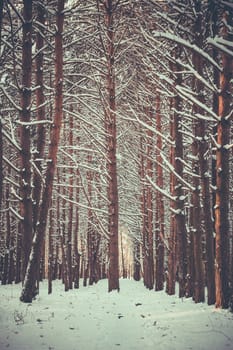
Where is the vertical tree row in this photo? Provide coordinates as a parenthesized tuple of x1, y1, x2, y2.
(139, 0, 233, 308)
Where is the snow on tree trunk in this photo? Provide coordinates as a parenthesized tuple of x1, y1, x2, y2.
(33, 1, 46, 232)
(20, 0, 65, 303)
(20, 0, 33, 280)
(166, 95, 177, 296)
(67, 109, 74, 290)
(155, 93, 164, 292)
(173, 58, 188, 298)
(145, 107, 154, 290)
(191, 0, 205, 303)
(103, 0, 119, 292)
(73, 127, 81, 289)
(0, 0, 3, 218)
(215, 9, 233, 309)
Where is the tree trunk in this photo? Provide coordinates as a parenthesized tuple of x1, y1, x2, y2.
(33, 1, 46, 231)
(0, 0, 3, 218)
(20, 0, 65, 302)
(140, 145, 148, 286)
(204, 0, 219, 306)
(141, 107, 154, 290)
(48, 208, 53, 294)
(0, 120, 2, 220)
(2, 186, 10, 284)
(190, 1, 205, 303)
(173, 59, 188, 298)
(215, 9, 233, 309)
(67, 111, 74, 289)
(73, 165, 80, 288)
(20, 0, 33, 280)
(166, 101, 177, 295)
(155, 93, 164, 291)
(191, 123, 204, 302)
(133, 238, 141, 281)
(103, 0, 119, 292)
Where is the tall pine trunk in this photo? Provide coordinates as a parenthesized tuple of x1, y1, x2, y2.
(173, 59, 188, 298)
(190, 0, 205, 303)
(104, 0, 119, 292)
(215, 9, 233, 309)
(73, 130, 81, 289)
(155, 93, 164, 291)
(20, 0, 33, 280)
(166, 90, 177, 296)
(0, 0, 3, 218)
(33, 1, 46, 231)
(20, 0, 65, 302)
(67, 111, 74, 289)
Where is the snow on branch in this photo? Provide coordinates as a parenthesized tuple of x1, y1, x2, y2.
(30, 160, 45, 183)
(221, 0, 233, 9)
(10, 187, 22, 201)
(176, 85, 220, 121)
(210, 134, 221, 149)
(145, 175, 176, 202)
(160, 153, 196, 192)
(58, 193, 108, 214)
(126, 105, 174, 146)
(0, 87, 22, 111)
(4, 176, 20, 188)
(224, 143, 233, 150)
(16, 119, 53, 126)
(175, 58, 218, 93)
(207, 37, 233, 58)
(2, 129, 21, 151)
(63, 107, 107, 136)
(31, 100, 50, 112)
(9, 207, 23, 221)
(58, 193, 110, 240)
(3, 156, 20, 173)
(142, 29, 222, 72)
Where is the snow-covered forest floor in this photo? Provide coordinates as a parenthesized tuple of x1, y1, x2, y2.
(0, 279, 233, 350)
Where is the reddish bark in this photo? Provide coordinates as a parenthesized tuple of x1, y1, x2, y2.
(73, 135, 81, 288)
(33, 1, 46, 231)
(173, 60, 188, 298)
(67, 111, 74, 289)
(133, 238, 141, 281)
(155, 93, 165, 291)
(190, 1, 205, 303)
(166, 105, 177, 295)
(2, 186, 11, 284)
(0, 0, 2, 219)
(0, 119, 2, 218)
(191, 122, 205, 302)
(103, 0, 119, 292)
(85, 152, 95, 285)
(141, 108, 154, 290)
(20, 0, 33, 279)
(20, 0, 65, 302)
(48, 207, 53, 294)
(215, 10, 233, 309)
(139, 141, 148, 286)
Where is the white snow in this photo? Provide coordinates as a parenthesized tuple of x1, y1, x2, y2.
(0, 279, 233, 350)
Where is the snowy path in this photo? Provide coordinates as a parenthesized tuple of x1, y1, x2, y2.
(0, 279, 233, 350)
